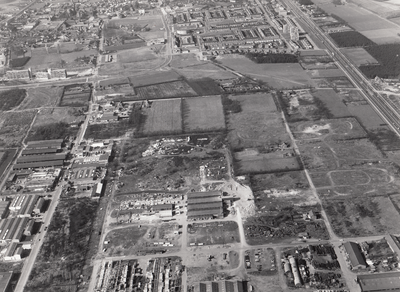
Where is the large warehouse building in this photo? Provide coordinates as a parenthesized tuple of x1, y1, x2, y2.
(13, 153, 66, 170)
(196, 280, 247, 292)
(357, 272, 400, 292)
(186, 191, 223, 220)
(343, 241, 367, 270)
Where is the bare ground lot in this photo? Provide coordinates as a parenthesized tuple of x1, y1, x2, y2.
(142, 99, 183, 136)
(307, 69, 346, 79)
(227, 93, 289, 151)
(18, 86, 63, 110)
(217, 55, 315, 89)
(129, 71, 181, 87)
(174, 63, 237, 80)
(30, 107, 85, 127)
(182, 96, 225, 133)
(235, 154, 301, 175)
(187, 221, 240, 246)
(341, 48, 379, 66)
(323, 196, 400, 237)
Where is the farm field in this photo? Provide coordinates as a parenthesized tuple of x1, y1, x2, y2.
(18, 86, 63, 110)
(85, 122, 134, 140)
(98, 57, 164, 76)
(299, 54, 337, 70)
(136, 81, 197, 100)
(307, 69, 346, 78)
(323, 196, 400, 237)
(313, 76, 354, 88)
(0, 88, 26, 111)
(187, 221, 240, 246)
(360, 28, 400, 44)
(185, 78, 223, 96)
(142, 99, 183, 136)
(310, 89, 350, 117)
(0, 110, 36, 147)
(118, 47, 158, 63)
(60, 84, 91, 108)
(341, 48, 379, 66)
(347, 105, 386, 130)
(227, 93, 289, 151)
(128, 71, 181, 88)
(235, 156, 301, 175)
(217, 55, 315, 89)
(170, 54, 206, 68)
(182, 96, 225, 133)
(329, 31, 376, 48)
(347, 0, 400, 17)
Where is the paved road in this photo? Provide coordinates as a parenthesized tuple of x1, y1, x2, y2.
(15, 185, 64, 292)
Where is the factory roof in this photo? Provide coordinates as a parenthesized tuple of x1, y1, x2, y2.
(358, 271, 400, 292)
(13, 160, 64, 170)
(344, 241, 367, 269)
(187, 202, 223, 211)
(187, 196, 222, 205)
(22, 148, 59, 156)
(187, 191, 221, 199)
(17, 153, 67, 164)
(0, 272, 13, 292)
(187, 207, 222, 217)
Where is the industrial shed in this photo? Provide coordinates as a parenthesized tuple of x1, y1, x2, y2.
(21, 148, 58, 156)
(357, 271, 400, 292)
(187, 191, 223, 220)
(344, 241, 367, 270)
(0, 201, 10, 219)
(152, 204, 174, 212)
(17, 153, 67, 164)
(26, 139, 63, 149)
(13, 160, 64, 170)
(196, 280, 246, 292)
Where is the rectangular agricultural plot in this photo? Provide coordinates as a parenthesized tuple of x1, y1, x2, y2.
(341, 48, 379, 66)
(346, 104, 386, 130)
(227, 93, 289, 150)
(323, 196, 400, 237)
(19, 86, 63, 110)
(311, 89, 351, 117)
(313, 76, 354, 88)
(60, 84, 91, 108)
(299, 54, 337, 70)
(182, 96, 225, 133)
(136, 80, 198, 100)
(187, 221, 240, 246)
(235, 154, 301, 175)
(142, 99, 183, 136)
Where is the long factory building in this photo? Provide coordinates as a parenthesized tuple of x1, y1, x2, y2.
(13, 153, 66, 170)
(186, 191, 223, 220)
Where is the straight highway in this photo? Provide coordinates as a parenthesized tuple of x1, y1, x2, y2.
(280, 0, 400, 136)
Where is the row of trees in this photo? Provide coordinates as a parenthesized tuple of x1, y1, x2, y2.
(245, 52, 299, 64)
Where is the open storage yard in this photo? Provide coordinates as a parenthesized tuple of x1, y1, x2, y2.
(103, 223, 181, 256)
(323, 196, 400, 237)
(182, 96, 225, 133)
(244, 206, 329, 245)
(142, 99, 183, 136)
(187, 221, 239, 246)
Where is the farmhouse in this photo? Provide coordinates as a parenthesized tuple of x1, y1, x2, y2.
(357, 271, 400, 292)
(343, 241, 367, 270)
(187, 191, 223, 220)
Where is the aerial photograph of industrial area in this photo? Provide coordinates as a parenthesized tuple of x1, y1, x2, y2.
(3, 0, 400, 291)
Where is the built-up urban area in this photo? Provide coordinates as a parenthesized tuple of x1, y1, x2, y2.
(1, 0, 400, 291)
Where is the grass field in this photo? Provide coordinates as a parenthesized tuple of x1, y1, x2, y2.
(217, 55, 315, 89)
(341, 48, 379, 66)
(346, 104, 386, 130)
(118, 47, 158, 63)
(186, 78, 223, 95)
(142, 99, 183, 136)
(227, 93, 289, 150)
(103, 226, 149, 256)
(129, 71, 181, 87)
(31, 107, 85, 127)
(307, 69, 346, 78)
(19, 86, 63, 110)
(174, 63, 237, 80)
(311, 89, 350, 117)
(0, 110, 36, 147)
(182, 96, 225, 133)
(313, 76, 354, 88)
(0, 88, 26, 111)
(324, 196, 400, 237)
(187, 221, 240, 246)
(136, 81, 197, 99)
(170, 54, 206, 68)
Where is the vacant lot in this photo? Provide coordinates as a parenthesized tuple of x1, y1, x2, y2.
(174, 63, 236, 80)
(136, 81, 197, 99)
(118, 47, 158, 63)
(19, 86, 63, 110)
(108, 15, 165, 40)
(186, 78, 224, 96)
(129, 71, 181, 88)
(341, 48, 379, 66)
(182, 96, 225, 133)
(324, 196, 400, 237)
(85, 122, 134, 140)
(291, 118, 367, 140)
(227, 93, 289, 150)
(311, 89, 350, 117)
(0, 110, 36, 147)
(347, 104, 385, 130)
(299, 54, 337, 70)
(103, 226, 148, 256)
(218, 55, 315, 89)
(313, 76, 354, 88)
(142, 99, 182, 136)
(187, 221, 240, 246)
(60, 84, 91, 108)
(0, 88, 26, 111)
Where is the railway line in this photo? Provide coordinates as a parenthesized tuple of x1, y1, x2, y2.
(281, 0, 400, 135)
